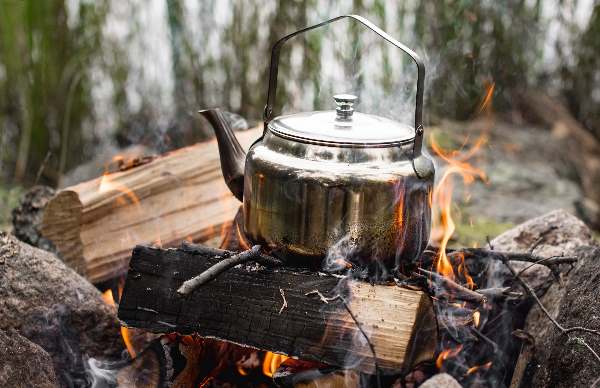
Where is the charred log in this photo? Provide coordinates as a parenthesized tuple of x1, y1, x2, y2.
(118, 244, 438, 375)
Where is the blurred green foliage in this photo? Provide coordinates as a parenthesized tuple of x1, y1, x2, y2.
(0, 185, 23, 231)
(0, 0, 598, 188)
(0, 0, 117, 184)
(559, 4, 600, 140)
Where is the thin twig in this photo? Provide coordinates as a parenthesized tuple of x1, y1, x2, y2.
(528, 236, 545, 254)
(337, 295, 382, 388)
(477, 287, 522, 300)
(305, 289, 337, 304)
(34, 151, 52, 186)
(278, 288, 287, 314)
(177, 245, 263, 295)
(515, 255, 576, 279)
(426, 246, 576, 275)
(305, 291, 381, 388)
(485, 236, 494, 250)
(417, 268, 486, 304)
(575, 338, 600, 365)
(460, 248, 577, 266)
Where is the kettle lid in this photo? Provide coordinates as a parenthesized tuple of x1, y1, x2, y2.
(267, 94, 415, 146)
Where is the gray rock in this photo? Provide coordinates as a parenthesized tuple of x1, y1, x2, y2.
(492, 209, 593, 256)
(491, 210, 599, 387)
(0, 232, 123, 386)
(11, 185, 56, 252)
(419, 373, 462, 388)
(527, 245, 600, 388)
(488, 209, 593, 291)
(0, 329, 58, 388)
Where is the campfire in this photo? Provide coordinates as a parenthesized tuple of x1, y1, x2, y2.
(3, 13, 600, 388)
(79, 130, 584, 388)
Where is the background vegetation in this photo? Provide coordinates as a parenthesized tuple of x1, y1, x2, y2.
(0, 0, 598, 189)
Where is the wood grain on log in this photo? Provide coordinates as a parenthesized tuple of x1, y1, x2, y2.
(118, 245, 438, 375)
(40, 127, 262, 283)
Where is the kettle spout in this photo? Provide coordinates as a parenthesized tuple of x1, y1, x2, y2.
(199, 108, 245, 201)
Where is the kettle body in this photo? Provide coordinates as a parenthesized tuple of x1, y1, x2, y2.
(243, 127, 433, 270)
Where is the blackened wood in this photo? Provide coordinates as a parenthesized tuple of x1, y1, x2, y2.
(118, 244, 437, 375)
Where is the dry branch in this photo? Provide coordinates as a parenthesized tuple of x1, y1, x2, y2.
(416, 268, 486, 304)
(177, 245, 265, 294)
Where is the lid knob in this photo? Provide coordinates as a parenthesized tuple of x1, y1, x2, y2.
(334, 94, 358, 121)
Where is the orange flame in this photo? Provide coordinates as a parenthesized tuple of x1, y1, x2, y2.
(101, 289, 116, 306)
(436, 345, 464, 369)
(120, 326, 136, 358)
(466, 361, 492, 375)
(431, 134, 487, 287)
(101, 286, 137, 358)
(262, 352, 289, 378)
(234, 221, 251, 251)
(473, 310, 481, 327)
(98, 173, 140, 207)
(476, 82, 495, 114)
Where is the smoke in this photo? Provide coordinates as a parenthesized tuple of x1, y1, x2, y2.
(85, 358, 119, 388)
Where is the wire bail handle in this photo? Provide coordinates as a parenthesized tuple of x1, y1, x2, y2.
(263, 14, 425, 156)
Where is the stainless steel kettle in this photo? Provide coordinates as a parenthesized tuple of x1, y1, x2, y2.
(200, 15, 434, 272)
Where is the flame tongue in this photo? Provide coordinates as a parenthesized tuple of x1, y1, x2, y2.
(101, 286, 137, 358)
(431, 133, 487, 287)
(262, 352, 289, 378)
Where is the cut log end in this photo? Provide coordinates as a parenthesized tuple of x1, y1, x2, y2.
(40, 190, 85, 274)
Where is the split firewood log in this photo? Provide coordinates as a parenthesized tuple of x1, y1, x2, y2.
(39, 127, 262, 284)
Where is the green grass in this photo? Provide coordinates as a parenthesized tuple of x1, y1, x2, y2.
(0, 185, 24, 232)
(451, 214, 514, 248)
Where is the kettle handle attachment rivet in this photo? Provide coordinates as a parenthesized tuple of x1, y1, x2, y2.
(333, 94, 358, 120)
